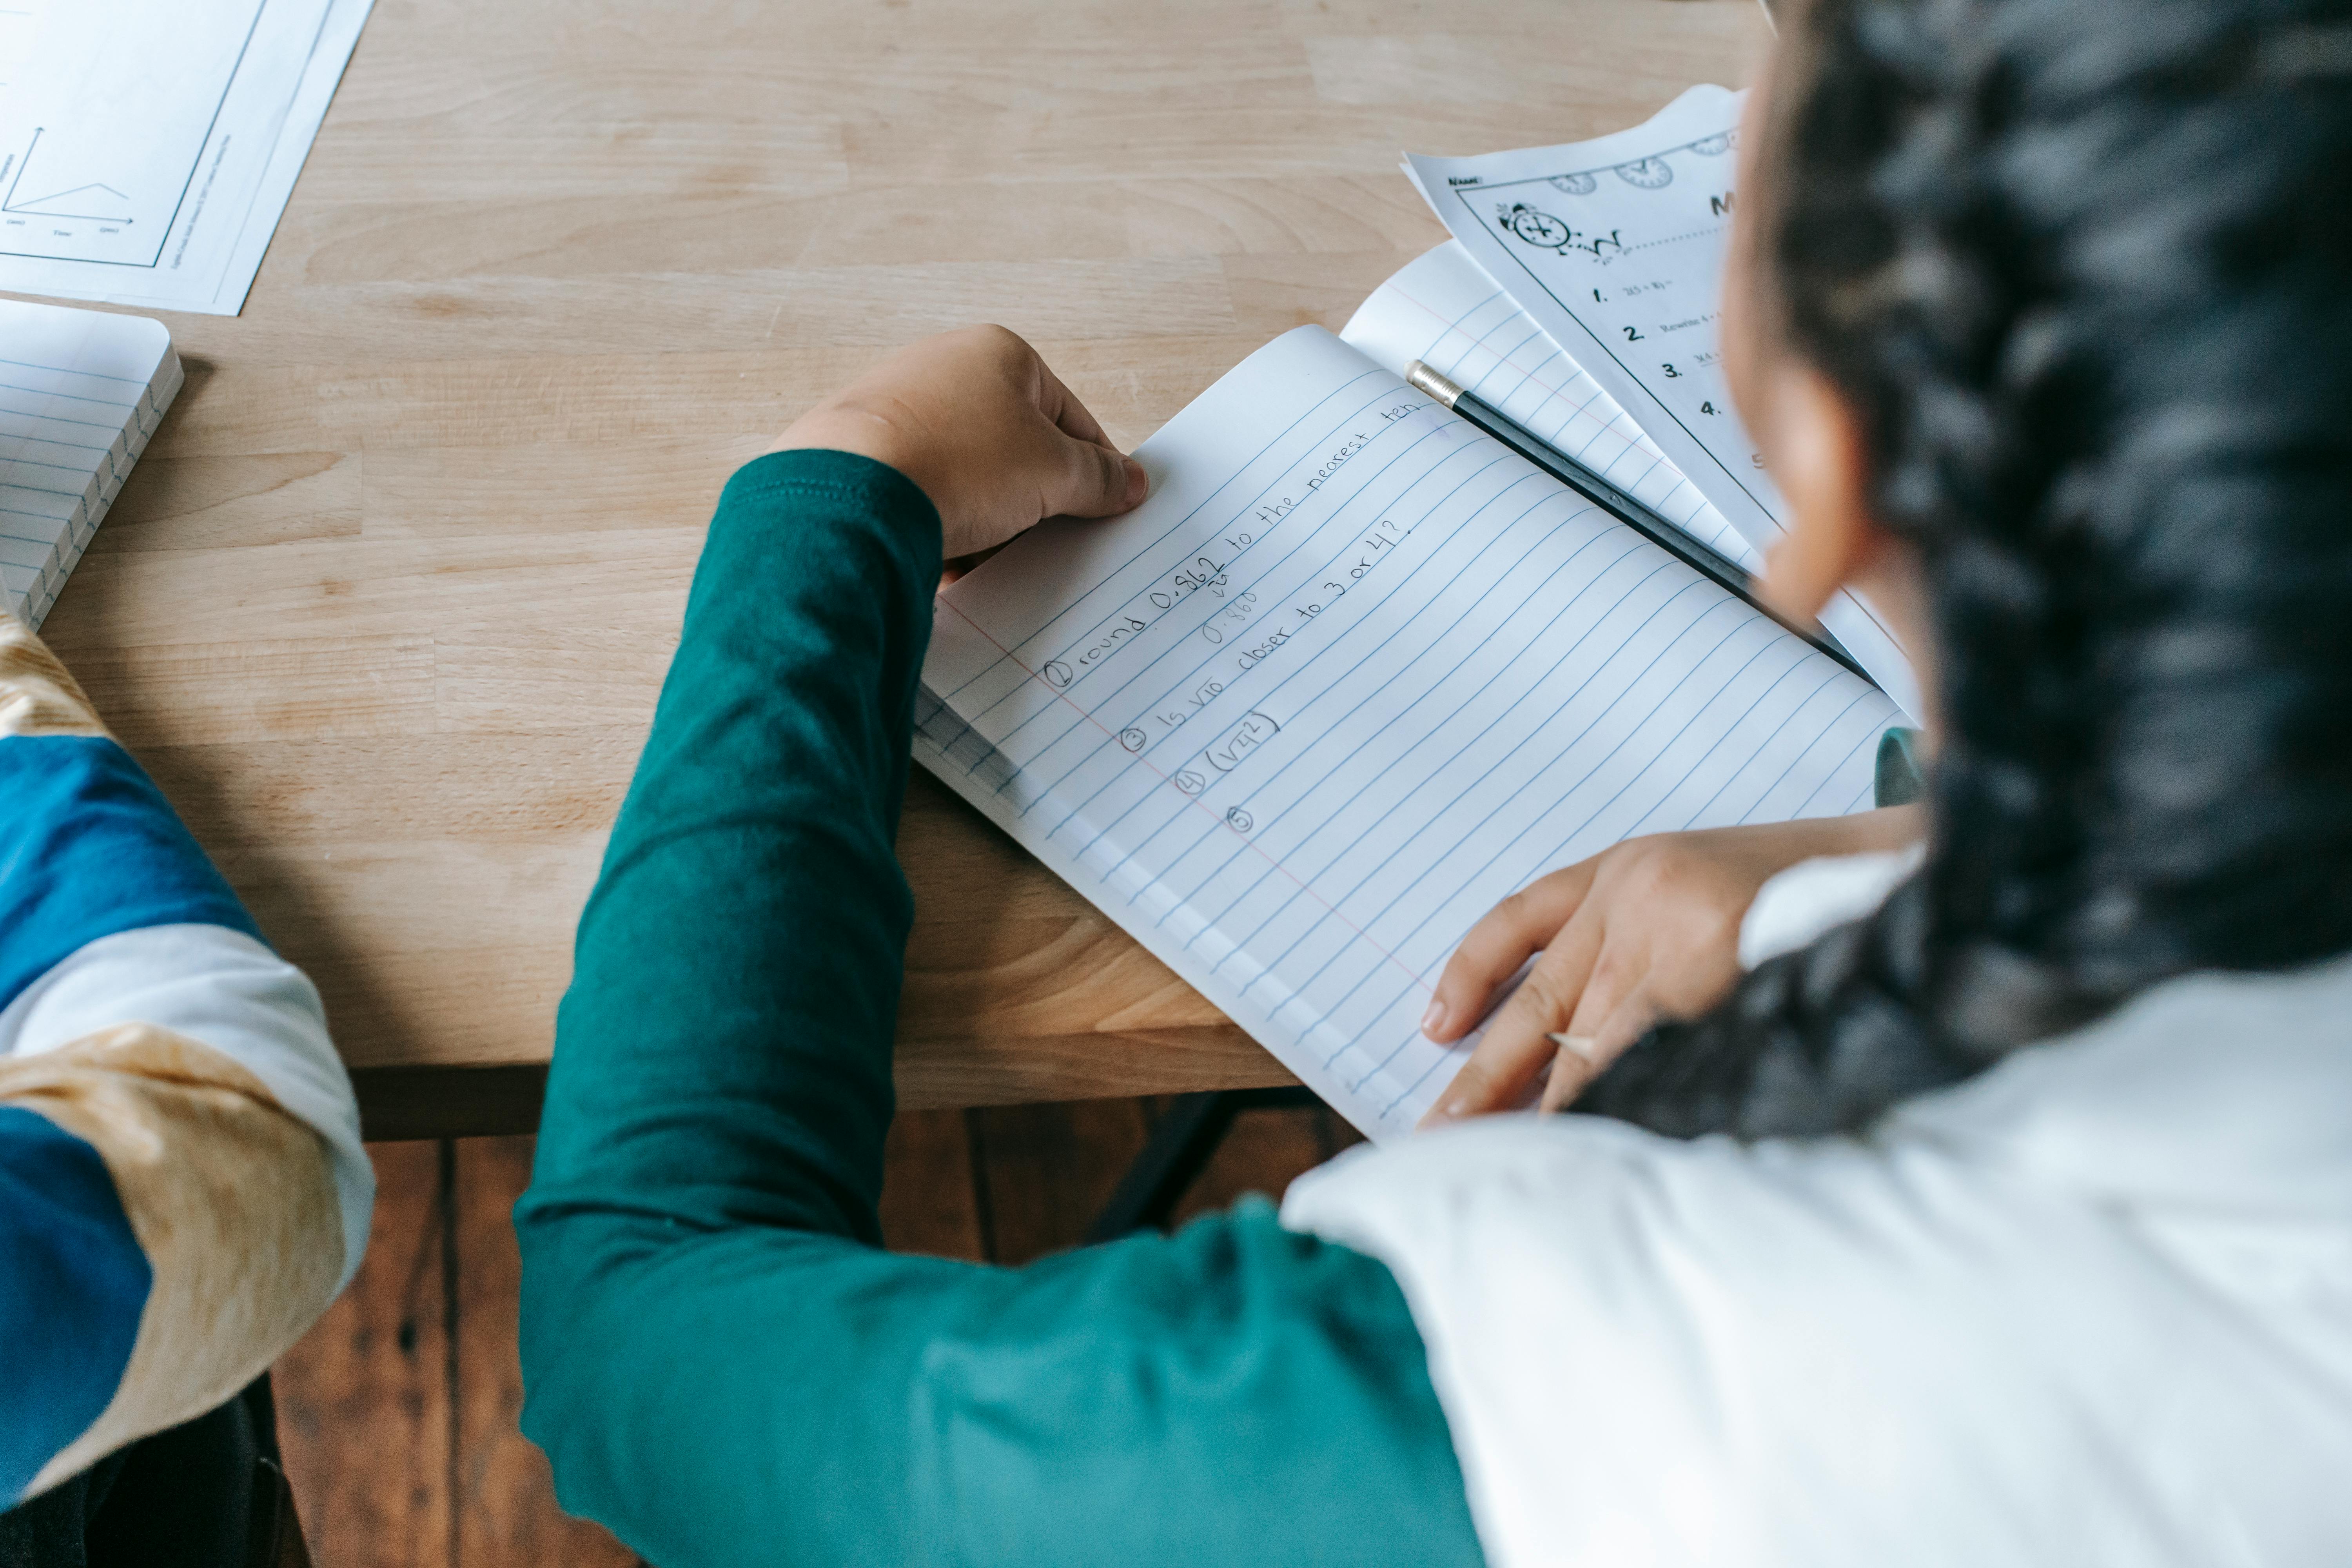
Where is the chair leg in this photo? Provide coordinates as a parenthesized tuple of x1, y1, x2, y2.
(1084, 1086, 1321, 1243)
(252, 1453, 311, 1568)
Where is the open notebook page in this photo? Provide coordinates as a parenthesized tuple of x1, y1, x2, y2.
(915, 325, 1903, 1138)
(1339, 240, 1761, 576)
(1404, 89, 1922, 721)
(0, 298, 179, 628)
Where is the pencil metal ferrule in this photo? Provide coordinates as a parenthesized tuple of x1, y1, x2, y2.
(1404, 360, 1465, 408)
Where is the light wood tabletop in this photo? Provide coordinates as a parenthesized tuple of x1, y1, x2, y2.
(24, 0, 1764, 1138)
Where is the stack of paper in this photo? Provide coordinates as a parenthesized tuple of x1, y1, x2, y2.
(0, 298, 180, 627)
(1400, 86, 1919, 719)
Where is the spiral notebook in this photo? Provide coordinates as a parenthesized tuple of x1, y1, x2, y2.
(0, 298, 181, 629)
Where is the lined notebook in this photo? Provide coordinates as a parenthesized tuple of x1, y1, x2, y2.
(0, 297, 180, 628)
(916, 318, 1906, 1138)
(915, 91, 1913, 1138)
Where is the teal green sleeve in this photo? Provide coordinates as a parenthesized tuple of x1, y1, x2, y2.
(514, 451, 1485, 1568)
(1875, 727, 1927, 807)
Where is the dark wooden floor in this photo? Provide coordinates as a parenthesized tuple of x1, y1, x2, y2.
(274, 1097, 1361, 1566)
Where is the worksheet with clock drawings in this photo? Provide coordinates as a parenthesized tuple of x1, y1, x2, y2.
(1407, 85, 1922, 720)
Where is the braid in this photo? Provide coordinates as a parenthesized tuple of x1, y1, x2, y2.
(1581, 0, 2352, 1139)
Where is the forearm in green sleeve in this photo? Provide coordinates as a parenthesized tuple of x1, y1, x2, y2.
(517, 451, 1484, 1567)
(526, 450, 929, 1248)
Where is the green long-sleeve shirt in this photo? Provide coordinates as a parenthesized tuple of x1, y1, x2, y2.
(515, 451, 1485, 1567)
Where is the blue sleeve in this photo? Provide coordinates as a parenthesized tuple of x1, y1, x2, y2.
(0, 1105, 149, 1503)
(0, 736, 260, 1011)
(0, 691, 260, 1502)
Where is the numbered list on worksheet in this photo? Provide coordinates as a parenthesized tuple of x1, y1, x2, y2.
(915, 327, 1900, 1136)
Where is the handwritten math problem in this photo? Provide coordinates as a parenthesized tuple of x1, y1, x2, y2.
(915, 325, 1900, 1135)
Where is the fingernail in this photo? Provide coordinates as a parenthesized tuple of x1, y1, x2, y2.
(1123, 457, 1148, 504)
(1421, 999, 1446, 1037)
(1548, 1032, 1601, 1064)
(1419, 1096, 1467, 1129)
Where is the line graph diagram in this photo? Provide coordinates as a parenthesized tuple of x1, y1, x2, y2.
(0, 0, 368, 312)
(0, 0, 272, 268)
(3, 130, 134, 223)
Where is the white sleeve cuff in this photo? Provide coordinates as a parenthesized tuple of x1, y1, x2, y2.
(1737, 842, 1927, 970)
(0, 923, 373, 1289)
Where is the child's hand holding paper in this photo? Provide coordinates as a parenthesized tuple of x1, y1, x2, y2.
(772, 325, 1149, 559)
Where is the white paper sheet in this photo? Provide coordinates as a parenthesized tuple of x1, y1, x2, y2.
(0, 0, 373, 314)
(0, 297, 179, 626)
(914, 325, 1902, 1138)
(1406, 89, 1923, 720)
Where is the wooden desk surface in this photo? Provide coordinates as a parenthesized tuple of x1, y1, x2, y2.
(29, 0, 1761, 1138)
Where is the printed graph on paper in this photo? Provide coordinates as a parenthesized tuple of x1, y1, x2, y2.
(0, 0, 272, 268)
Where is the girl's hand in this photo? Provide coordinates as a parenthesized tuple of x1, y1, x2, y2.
(1418, 807, 1922, 1125)
(772, 325, 1148, 559)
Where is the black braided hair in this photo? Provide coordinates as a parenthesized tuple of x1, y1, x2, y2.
(1576, 0, 2352, 1140)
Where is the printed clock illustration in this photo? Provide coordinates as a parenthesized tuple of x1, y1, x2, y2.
(1501, 202, 1572, 249)
(1496, 202, 1624, 261)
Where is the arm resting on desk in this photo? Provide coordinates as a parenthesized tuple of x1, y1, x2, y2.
(0, 614, 370, 1503)
(515, 452, 1485, 1568)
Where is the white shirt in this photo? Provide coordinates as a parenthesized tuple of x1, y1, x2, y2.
(1283, 852, 2352, 1567)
